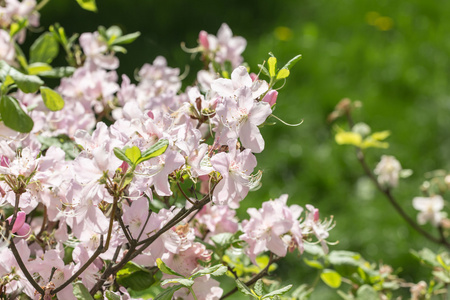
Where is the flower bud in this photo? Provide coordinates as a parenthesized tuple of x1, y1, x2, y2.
(199, 30, 209, 50)
(7, 211, 26, 233)
(262, 90, 278, 107)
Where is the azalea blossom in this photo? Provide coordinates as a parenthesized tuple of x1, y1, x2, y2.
(412, 195, 445, 227)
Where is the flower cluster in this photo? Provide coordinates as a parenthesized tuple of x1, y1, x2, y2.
(0, 2, 333, 299)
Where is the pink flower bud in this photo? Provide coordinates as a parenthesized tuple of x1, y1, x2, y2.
(199, 30, 209, 50)
(262, 90, 278, 106)
(7, 211, 26, 233)
(0, 155, 9, 167)
(15, 223, 30, 237)
(313, 209, 320, 222)
(120, 161, 129, 173)
(147, 110, 154, 119)
(249, 73, 259, 82)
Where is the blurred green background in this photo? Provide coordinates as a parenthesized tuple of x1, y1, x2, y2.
(39, 0, 450, 298)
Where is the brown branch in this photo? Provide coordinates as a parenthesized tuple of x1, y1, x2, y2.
(8, 231, 44, 295)
(51, 236, 104, 295)
(89, 190, 215, 296)
(345, 111, 450, 248)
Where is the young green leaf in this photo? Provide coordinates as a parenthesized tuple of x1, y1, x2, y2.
(262, 284, 293, 299)
(0, 61, 43, 93)
(137, 139, 169, 164)
(40, 86, 65, 111)
(156, 258, 184, 277)
(235, 279, 258, 298)
(276, 68, 290, 80)
(281, 54, 302, 70)
(105, 291, 121, 300)
(27, 63, 53, 75)
(30, 32, 59, 64)
(191, 264, 228, 279)
(112, 31, 141, 45)
(73, 282, 94, 300)
(154, 285, 183, 300)
(113, 147, 133, 166)
(0, 95, 34, 133)
(161, 278, 194, 287)
(258, 64, 270, 77)
(267, 57, 277, 78)
(75, 0, 97, 12)
(116, 261, 155, 291)
(254, 279, 264, 297)
(125, 146, 142, 165)
(320, 269, 342, 288)
(355, 285, 378, 300)
(39, 66, 76, 78)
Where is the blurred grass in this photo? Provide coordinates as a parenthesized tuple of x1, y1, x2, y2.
(39, 0, 450, 297)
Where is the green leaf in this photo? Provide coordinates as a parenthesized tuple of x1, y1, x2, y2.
(268, 56, 277, 78)
(105, 291, 121, 300)
(106, 25, 122, 40)
(0, 60, 43, 93)
(320, 269, 342, 288)
(0, 95, 34, 133)
(9, 19, 28, 37)
(210, 232, 236, 247)
(254, 279, 264, 297)
(27, 63, 53, 75)
(303, 258, 324, 269)
(112, 31, 141, 45)
(276, 68, 290, 80)
(40, 86, 65, 111)
(328, 251, 361, 267)
(125, 146, 142, 165)
(282, 54, 302, 70)
(117, 269, 155, 291)
(137, 139, 169, 164)
(258, 64, 270, 77)
(116, 262, 155, 291)
(411, 248, 440, 267)
(30, 32, 59, 64)
(262, 284, 293, 299)
(235, 279, 258, 298)
(355, 285, 378, 300)
(161, 278, 194, 287)
(38, 134, 80, 160)
(191, 264, 228, 279)
(113, 147, 133, 166)
(437, 254, 450, 271)
(39, 66, 76, 78)
(73, 282, 94, 300)
(154, 285, 183, 300)
(75, 0, 97, 12)
(156, 258, 184, 277)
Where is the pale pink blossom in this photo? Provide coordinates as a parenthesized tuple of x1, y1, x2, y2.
(413, 195, 445, 227)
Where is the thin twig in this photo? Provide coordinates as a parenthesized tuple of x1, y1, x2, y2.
(345, 111, 450, 248)
(51, 236, 104, 295)
(8, 231, 45, 295)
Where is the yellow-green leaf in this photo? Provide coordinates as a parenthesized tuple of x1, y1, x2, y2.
(320, 269, 342, 288)
(276, 68, 290, 80)
(28, 63, 53, 75)
(40, 86, 65, 111)
(335, 131, 362, 146)
(370, 130, 390, 141)
(75, 0, 97, 12)
(268, 56, 277, 78)
(125, 146, 142, 165)
(361, 138, 389, 149)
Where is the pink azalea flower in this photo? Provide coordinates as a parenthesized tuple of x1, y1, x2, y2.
(210, 143, 258, 208)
